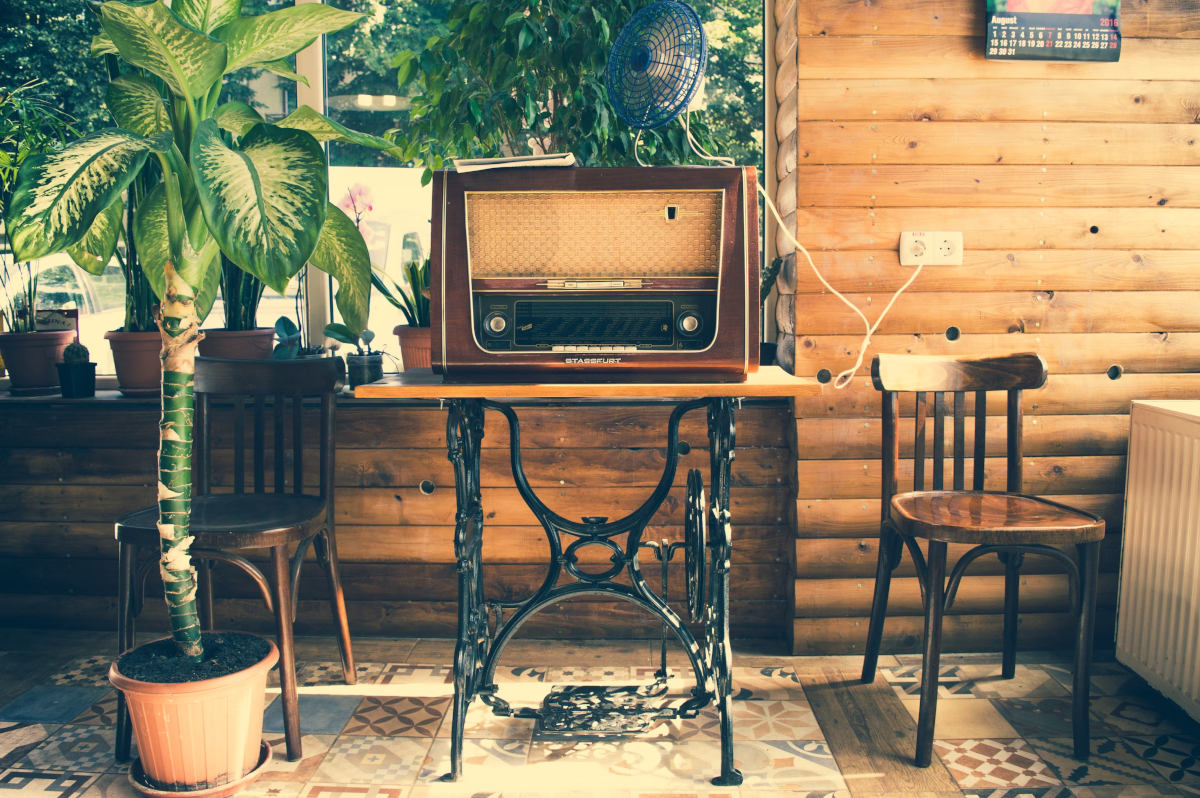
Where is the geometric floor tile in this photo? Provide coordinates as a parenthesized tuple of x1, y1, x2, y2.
(993, 697, 1114, 739)
(1027, 736, 1175, 786)
(264, 695, 364, 735)
(302, 787, 410, 798)
(884, 663, 1070, 701)
(47, 657, 112, 688)
(934, 738, 1062, 789)
(732, 698, 822, 740)
(258, 733, 337, 784)
(1126, 734, 1200, 791)
(0, 770, 99, 797)
(311, 735, 431, 784)
(419, 737, 529, 787)
(293, 662, 386, 689)
(9, 725, 122, 774)
(524, 738, 717, 790)
(729, 666, 804, 700)
(434, 701, 535, 741)
(902, 697, 1021, 740)
(732, 739, 845, 792)
(372, 665, 452, 687)
(0, 722, 56, 769)
(0, 687, 112, 724)
(342, 697, 449, 737)
(1091, 696, 1195, 736)
(70, 693, 118, 727)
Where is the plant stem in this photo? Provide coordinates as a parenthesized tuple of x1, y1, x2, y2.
(157, 262, 204, 662)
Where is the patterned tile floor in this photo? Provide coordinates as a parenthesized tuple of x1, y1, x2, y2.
(1, 632, 1198, 798)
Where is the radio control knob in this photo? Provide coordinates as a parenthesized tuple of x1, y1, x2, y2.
(677, 312, 702, 336)
(484, 312, 508, 336)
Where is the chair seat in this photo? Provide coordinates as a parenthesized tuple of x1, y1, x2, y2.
(116, 493, 328, 548)
(891, 490, 1106, 545)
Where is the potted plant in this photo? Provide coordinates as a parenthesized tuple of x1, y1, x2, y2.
(6, 0, 396, 790)
(56, 341, 97, 398)
(0, 81, 83, 395)
(375, 258, 430, 370)
(323, 323, 382, 386)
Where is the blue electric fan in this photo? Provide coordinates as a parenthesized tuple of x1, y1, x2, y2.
(605, 0, 708, 130)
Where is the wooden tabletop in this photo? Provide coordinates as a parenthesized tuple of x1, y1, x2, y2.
(353, 366, 818, 400)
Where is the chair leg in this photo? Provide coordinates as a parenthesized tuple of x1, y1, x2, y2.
(114, 540, 136, 763)
(315, 530, 356, 685)
(197, 559, 215, 631)
(1073, 540, 1100, 761)
(915, 540, 948, 768)
(271, 545, 302, 761)
(1001, 551, 1024, 679)
(861, 522, 900, 684)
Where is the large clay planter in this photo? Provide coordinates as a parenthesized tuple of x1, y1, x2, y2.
(0, 330, 75, 395)
(109, 636, 278, 794)
(197, 328, 273, 360)
(392, 325, 431, 370)
(106, 330, 162, 397)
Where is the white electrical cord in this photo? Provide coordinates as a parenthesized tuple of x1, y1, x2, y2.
(662, 113, 926, 388)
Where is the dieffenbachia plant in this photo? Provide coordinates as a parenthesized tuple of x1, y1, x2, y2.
(6, 0, 401, 662)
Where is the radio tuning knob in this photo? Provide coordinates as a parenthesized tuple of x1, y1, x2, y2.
(484, 312, 508, 336)
(677, 312, 702, 336)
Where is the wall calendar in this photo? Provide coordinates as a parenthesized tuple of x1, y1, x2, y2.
(986, 0, 1121, 61)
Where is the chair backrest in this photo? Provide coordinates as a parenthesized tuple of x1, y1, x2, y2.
(871, 352, 1048, 512)
(193, 356, 345, 499)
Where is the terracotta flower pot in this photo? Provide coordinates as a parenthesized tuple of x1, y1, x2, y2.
(0, 330, 75, 395)
(109, 635, 279, 794)
(393, 325, 431, 370)
(197, 328, 274, 360)
(105, 330, 162, 397)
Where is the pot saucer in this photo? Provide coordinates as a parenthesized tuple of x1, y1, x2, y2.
(127, 740, 271, 798)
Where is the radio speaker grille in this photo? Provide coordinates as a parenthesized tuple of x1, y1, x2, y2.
(465, 190, 723, 278)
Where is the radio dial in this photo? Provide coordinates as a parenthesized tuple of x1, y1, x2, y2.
(677, 312, 703, 336)
(484, 312, 508, 336)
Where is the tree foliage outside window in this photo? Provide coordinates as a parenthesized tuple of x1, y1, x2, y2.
(387, 0, 763, 180)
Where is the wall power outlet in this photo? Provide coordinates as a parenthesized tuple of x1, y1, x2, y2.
(899, 231, 964, 266)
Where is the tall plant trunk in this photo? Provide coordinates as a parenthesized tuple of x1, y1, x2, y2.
(157, 263, 205, 661)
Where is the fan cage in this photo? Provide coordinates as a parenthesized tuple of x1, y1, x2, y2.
(606, 1, 708, 130)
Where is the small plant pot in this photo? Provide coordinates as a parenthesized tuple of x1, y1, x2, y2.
(56, 361, 97, 398)
(347, 352, 384, 387)
(0, 330, 75, 395)
(109, 634, 278, 795)
(197, 328, 274, 360)
(393, 325, 431, 370)
(106, 330, 162, 397)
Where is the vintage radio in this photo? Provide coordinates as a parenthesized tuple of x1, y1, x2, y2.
(430, 165, 760, 381)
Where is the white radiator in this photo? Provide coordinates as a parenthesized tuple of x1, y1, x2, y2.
(1117, 400, 1200, 722)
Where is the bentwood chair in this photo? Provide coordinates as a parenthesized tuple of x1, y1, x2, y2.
(859, 352, 1104, 767)
(114, 356, 355, 763)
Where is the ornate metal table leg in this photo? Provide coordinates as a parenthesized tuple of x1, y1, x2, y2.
(706, 398, 743, 786)
(439, 398, 486, 782)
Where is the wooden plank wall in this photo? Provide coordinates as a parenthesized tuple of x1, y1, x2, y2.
(772, 0, 1200, 653)
(0, 398, 794, 644)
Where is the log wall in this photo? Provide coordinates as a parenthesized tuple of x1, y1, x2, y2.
(0, 397, 794, 645)
(771, 0, 1199, 652)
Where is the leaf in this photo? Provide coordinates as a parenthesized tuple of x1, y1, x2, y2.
(277, 106, 405, 160)
(105, 74, 171, 137)
(215, 4, 363, 75)
(258, 59, 308, 86)
(67, 200, 123, 275)
(504, 11, 525, 26)
(189, 118, 326, 294)
(91, 30, 118, 56)
(307, 202, 370, 337)
(6, 129, 170, 262)
(172, 0, 241, 35)
(393, 50, 416, 88)
(213, 100, 264, 138)
(133, 183, 221, 317)
(100, 0, 227, 101)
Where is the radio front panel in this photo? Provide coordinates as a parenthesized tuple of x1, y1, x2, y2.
(431, 166, 759, 381)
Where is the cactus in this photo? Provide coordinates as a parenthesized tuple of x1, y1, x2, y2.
(62, 342, 90, 364)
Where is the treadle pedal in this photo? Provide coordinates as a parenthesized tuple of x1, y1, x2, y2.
(533, 684, 684, 739)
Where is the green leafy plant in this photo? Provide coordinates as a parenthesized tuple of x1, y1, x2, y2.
(6, 0, 401, 662)
(0, 81, 78, 333)
(373, 258, 429, 328)
(323, 323, 374, 355)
